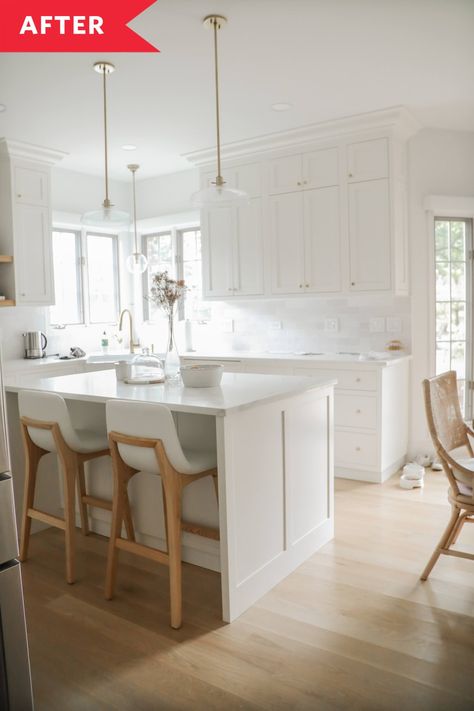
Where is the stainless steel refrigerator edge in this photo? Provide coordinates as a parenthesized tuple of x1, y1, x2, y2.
(0, 345, 34, 710)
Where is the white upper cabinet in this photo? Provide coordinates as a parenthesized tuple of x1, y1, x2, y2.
(269, 191, 305, 294)
(13, 164, 49, 206)
(233, 199, 264, 296)
(198, 122, 410, 299)
(348, 178, 391, 291)
(268, 146, 339, 194)
(202, 207, 234, 297)
(14, 205, 53, 303)
(304, 186, 341, 293)
(267, 154, 302, 194)
(0, 141, 63, 307)
(347, 137, 389, 182)
(302, 147, 339, 189)
(270, 186, 341, 295)
(201, 161, 265, 298)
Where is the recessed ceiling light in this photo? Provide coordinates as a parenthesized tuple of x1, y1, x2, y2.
(0, 104, 6, 113)
(271, 102, 292, 112)
(122, 144, 137, 151)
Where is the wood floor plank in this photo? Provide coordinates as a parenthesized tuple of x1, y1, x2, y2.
(21, 473, 474, 710)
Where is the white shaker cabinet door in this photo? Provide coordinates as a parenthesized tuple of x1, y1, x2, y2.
(347, 137, 389, 182)
(13, 164, 49, 206)
(233, 198, 264, 296)
(304, 186, 341, 293)
(302, 146, 339, 189)
(267, 154, 302, 194)
(269, 191, 305, 294)
(202, 208, 234, 297)
(14, 205, 54, 304)
(348, 178, 391, 291)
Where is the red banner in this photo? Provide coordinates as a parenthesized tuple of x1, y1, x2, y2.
(0, 0, 159, 52)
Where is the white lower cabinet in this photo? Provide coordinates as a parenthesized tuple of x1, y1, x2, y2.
(179, 354, 409, 483)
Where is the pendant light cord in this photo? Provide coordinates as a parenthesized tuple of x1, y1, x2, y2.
(132, 170, 138, 252)
(213, 18, 223, 186)
(102, 68, 110, 206)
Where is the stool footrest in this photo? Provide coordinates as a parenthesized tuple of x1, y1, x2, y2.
(27, 508, 66, 531)
(181, 520, 220, 541)
(82, 495, 112, 511)
(116, 537, 169, 566)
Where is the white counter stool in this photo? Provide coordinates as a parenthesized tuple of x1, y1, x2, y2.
(18, 390, 135, 584)
(105, 400, 219, 629)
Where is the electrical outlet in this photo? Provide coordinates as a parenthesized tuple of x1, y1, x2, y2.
(270, 321, 282, 330)
(324, 318, 339, 332)
(386, 317, 402, 333)
(369, 317, 385, 333)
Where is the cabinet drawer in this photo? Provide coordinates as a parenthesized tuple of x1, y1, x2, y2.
(293, 367, 377, 391)
(335, 430, 378, 467)
(14, 165, 49, 206)
(335, 393, 377, 429)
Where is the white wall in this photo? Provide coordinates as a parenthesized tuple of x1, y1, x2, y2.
(135, 169, 199, 219)
(408, 128, 474, 456)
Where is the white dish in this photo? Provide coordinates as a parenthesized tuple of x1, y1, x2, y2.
(180, 363, 223, 388)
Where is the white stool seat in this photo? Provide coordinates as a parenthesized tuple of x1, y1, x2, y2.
(106, 400, 217, 475)
(74, 429, 109, 453)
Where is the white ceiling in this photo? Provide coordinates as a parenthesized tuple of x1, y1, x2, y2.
(0, 0, 473, 181)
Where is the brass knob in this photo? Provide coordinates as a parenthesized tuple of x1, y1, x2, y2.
(17, 194, 22, 198)
(305, 283, 309, 288)
(356, 446, 361, 451)
(356, 378, 361, 382)
(297, 181, 302, 186)
(303, 180, 308, 185)
(356, 409, 361, 414)
(348, 173, 353, 178)
(351, 282, 355, 286)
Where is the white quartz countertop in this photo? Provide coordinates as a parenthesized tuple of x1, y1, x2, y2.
(5, 369, 335, 416)
(180, 350, 411, 367)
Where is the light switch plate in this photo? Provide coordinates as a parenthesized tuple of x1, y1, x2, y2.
(369, 317, 385, 333)
(324, 318, 339, 332)
(386, 317, 402, 333)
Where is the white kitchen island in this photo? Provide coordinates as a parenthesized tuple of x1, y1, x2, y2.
(5, 369, 335, 622)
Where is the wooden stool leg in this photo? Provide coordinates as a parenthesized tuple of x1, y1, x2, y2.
(76, 460, 90, 536)
(420, 506, 460, 581)
(105, 454, 127, 600)
(122, 486, 135, 542)
(19, 431, 43, 562)
(60, 455, 78, 585)
(212, 473, 219, 502)
(162, 475, 183, 629)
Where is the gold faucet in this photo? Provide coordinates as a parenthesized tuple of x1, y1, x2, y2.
(118, 309, 140, 354)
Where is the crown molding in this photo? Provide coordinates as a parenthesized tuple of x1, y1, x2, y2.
(0, 138, 68, 165)
(183, 106, 422, 167)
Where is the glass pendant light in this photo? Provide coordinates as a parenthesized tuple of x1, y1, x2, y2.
(125, 164, 148, 274)
(191, 16, 249, 208)
(82, 62, 129, 227)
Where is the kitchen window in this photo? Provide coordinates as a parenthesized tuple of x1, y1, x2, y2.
(142, 227, 201, 321)
(50, 229, 120, 325)
(434, 217, 473, 416)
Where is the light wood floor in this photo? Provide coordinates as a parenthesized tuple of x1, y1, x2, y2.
(22, 473, 474, 711)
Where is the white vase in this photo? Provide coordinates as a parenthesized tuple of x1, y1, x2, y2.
(164, 314, 180, 380)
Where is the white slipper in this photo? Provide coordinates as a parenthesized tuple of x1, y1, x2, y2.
(402, 462, 425, 480)
(431, 461, 443, 471)
(400, 473, 424, 489)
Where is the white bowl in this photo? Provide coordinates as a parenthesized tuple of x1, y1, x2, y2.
(180, 364, 223, 388)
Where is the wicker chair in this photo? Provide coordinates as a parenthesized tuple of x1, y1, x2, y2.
(421, 370, 474, 579)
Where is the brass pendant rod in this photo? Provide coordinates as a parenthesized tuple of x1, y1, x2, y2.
(132, 170, 138, 252)
(212, 18, 223, 185)
(102, 68, 110, 206)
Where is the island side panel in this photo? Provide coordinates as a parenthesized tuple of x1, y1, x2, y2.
(217, 385, 334, 622)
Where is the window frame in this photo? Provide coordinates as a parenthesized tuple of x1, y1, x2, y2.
(433, 215, 473, 418)
(50, 227, 121, 327)
(141, 224, 201, 323)
(85, 231, 121, 325)
(50, 228, 85, 326)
